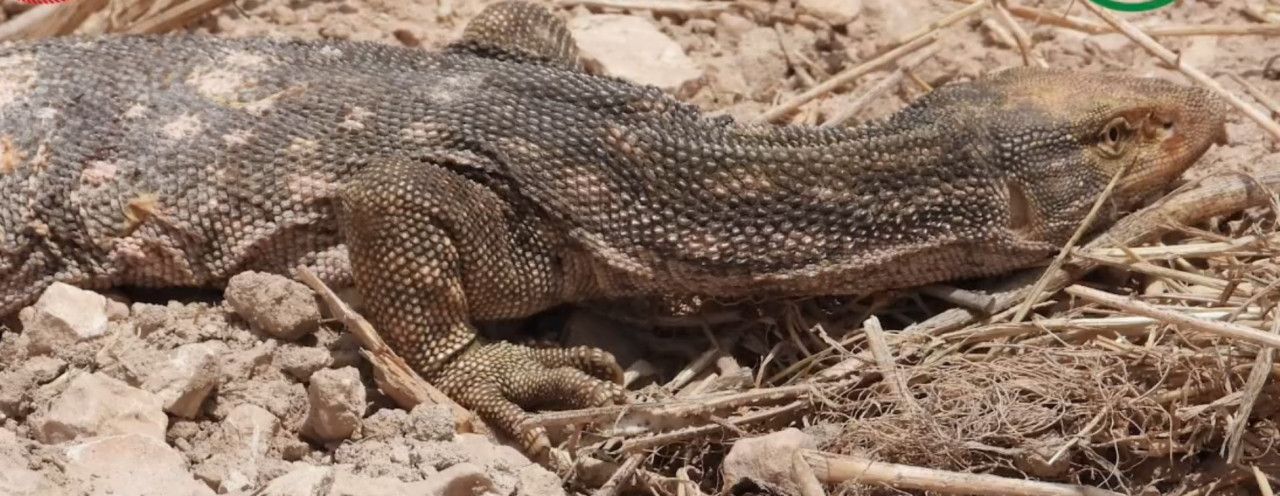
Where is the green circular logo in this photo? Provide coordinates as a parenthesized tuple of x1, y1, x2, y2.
(1089, 0, 1176, 12)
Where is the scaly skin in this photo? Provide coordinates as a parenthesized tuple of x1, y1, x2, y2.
(0, 2, 1227, 455)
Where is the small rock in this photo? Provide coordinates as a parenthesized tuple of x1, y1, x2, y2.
(18, 282, 110, 355)
(797, 0, 861, 25)
(334, 439, 418, 482)
(406, 404, 455, 442)
(331, 471, 425, 496)
(359, 408, 407, 439)
(193, 403, 280, 492)
(212, 374, 306, 429)
(304, 367, 366, 442)
(275, 344, 333, 382)
(25, 356, 66, 384)
(226, 403, 279, 456)
(0, 357, 67, 419)
(722, 428, 817, 495)
(143, 341, 226, 418)
(1014, 437, 1071, 478)
(441, 433, 566, 496)
(64, 434, 213, 496)
(32, 372, 167, 444)
(404, 463, 495, 496)
(224, 271, 320, 341)
(568, 14, 703, 93)
(105, 296, 131, 321)
(258, 465, 333, 496)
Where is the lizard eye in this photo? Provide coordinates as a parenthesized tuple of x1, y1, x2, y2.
(1098, 117, 1131, 157)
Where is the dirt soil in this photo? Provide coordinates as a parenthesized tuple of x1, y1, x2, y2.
(1, 0, 1279, 495)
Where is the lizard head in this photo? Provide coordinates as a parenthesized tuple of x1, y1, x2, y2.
(914, 67, 1228, 243)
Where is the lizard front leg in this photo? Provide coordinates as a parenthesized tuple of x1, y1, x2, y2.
(336, 158, 625, 456)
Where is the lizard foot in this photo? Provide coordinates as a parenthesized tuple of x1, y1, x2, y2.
(436, 341, 626, 456)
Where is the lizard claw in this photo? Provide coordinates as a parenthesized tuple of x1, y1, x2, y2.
(436, 341, 626, 456)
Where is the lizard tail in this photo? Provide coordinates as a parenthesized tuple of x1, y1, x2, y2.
(448, 0, 581, 69)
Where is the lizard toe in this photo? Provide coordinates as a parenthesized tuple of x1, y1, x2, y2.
(530, 345, 625, 384)
(438, 342, 627, 455)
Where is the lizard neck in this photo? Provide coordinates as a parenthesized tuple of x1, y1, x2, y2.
(603, 113, 1051, 297)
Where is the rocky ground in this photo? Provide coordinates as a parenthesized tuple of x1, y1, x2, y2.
(1, 0, 1279, 495)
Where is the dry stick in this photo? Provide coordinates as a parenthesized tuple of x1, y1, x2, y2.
(592, 453, 645, 496)
(1255, 466, 1276, 496)
(1005, 5, 1280, 37)
(921, 284, 999, 313)
(1046, 407, 1108, 466)
(1242, 5, 1280, 24)
(1010, 158, 1132, 323)
(120, 0, 236, 34)
(863, 316, 922, 413)
(556, 0, 731, 16)
(792, 453, 828, 496)
(992, 0, 1047, 68)
(1225, 315, 1280, 463)
(821, 43, 943, 127)
(1143, 24, 1280, 37)
(909, 166, 1280, 336)
(1072, 254, 1246, 295)
(295, 268, 489, 436)
(760, 35, 938, 123)
(889, 0, 986, 46)
(1229, 74, 1280, 120)
(573, 457, 708, 496)
(1065, 285, 1280, 349)
(982, 18, 1018, 48)
(801, 450, 1124, 496)
(529, 379, 853, 428)
(759, 0, 986, 123)
(1087, 233, 1274, 259)
(0, 0, 107, 40)
(619, 400, 806, 452)
(1004, 4, 1107, 34)
(1079, 0, 1280, 146)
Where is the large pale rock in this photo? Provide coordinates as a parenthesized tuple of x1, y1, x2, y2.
(224, 271, 320, 341)
(304, 367, 366, 442)
(142, 341, 226, 418)
(797, 0, 861, 25)
(568, 14, 702, 92)
(721, 428, 817, 495)
(18, 282, 110, 355)
(64, 434, 213, 496)
(0, 429, 55, 496)
(32, 372, 167, 444)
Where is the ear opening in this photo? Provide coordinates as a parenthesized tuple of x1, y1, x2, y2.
(1006, 179, 1035, 239)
